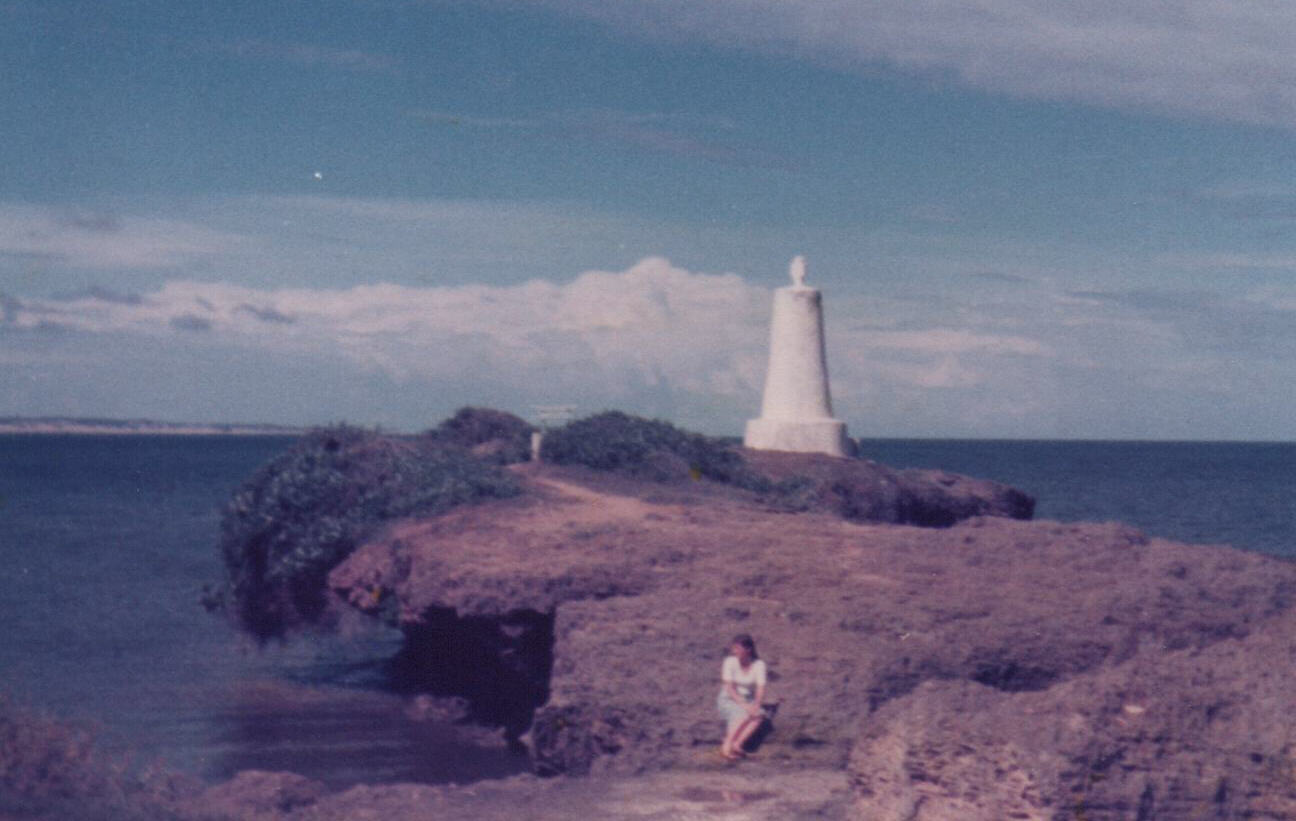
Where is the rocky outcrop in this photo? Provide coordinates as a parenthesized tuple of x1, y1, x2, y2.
(191, 771, 329, 820)
(851, 606, 1296, 818)
(323, 459, 1296, 817)
(742, 449, 1035, 524)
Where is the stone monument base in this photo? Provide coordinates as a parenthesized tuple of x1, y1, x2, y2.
(743, 418, 849, 457)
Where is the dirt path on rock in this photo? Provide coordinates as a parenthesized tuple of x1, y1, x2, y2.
(525, 473, 669, 526)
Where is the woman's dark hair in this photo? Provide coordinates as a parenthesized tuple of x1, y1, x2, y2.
(731, 634, 758, 660)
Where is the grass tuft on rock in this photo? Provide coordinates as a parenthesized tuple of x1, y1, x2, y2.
(219, 424, 520, 639)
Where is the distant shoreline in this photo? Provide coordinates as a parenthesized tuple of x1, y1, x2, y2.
(0, 418, 303, 436)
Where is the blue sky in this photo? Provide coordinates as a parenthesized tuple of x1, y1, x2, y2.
(4, 0, 1296, 438)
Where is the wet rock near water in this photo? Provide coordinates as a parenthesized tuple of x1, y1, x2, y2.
(192, 771, 329, 820)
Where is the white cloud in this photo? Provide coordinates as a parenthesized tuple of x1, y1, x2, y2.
(1247, 287, 1296, 311)
(7, 255, 1063, 399)
(874, 356, 984, 389)
(7, 257, 772, 400)
(410, 107, 789, 168)
(4, 190, 1296, 437)
(20, 249, 1293, 437)
(0, 197, 686, 298)
(1154, 251, 1296, 272)
(0, 206, 243, 271)
(212, 38, 398, 73)
(5, 254, 1076, 432)
(856, 328, 1050, 357)
(538, 0, 1296, 129)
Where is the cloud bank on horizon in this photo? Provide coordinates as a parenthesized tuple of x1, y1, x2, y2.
(4, 0, 1296, 439)
(6, 213, 1291, 439)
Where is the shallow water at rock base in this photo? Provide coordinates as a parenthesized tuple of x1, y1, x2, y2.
(193, 681, 528, 788)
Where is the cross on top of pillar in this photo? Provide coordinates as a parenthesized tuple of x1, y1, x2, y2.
(789, 255, 807, 287)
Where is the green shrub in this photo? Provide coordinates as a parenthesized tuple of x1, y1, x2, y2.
(426, 406, 533, 464)
(220, 425, 519, 638)
(538, 411, 764, 486)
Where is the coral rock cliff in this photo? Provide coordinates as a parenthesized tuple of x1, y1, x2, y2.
(320, 455, 1296, 818)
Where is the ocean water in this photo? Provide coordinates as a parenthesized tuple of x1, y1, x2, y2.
(0, 435, 527, 788)
(0, 435, 1292, 788)
(858, 439, 1296, 558)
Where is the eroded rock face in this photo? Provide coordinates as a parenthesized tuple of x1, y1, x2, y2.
(326, 459, 1296, 819)
(851, 607, 1296, 819)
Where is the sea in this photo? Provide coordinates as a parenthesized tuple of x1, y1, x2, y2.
(0, 435, 1292, 788)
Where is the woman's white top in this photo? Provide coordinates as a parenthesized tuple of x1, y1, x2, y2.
(720, 656, 767, 702)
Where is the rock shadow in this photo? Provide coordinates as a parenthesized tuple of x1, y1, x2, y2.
(388, 607, 555, 741)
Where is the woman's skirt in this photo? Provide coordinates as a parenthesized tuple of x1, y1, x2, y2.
(717, 690, 752, 731)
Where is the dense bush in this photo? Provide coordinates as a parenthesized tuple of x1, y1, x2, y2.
(0, 696, 179, 820)
(426, 406, 533, 464)
(537, 412, 888, 515)
(538, 411, 764, 486)
(220, 425, 520, 638)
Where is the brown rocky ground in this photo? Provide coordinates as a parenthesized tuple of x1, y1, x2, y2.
(852, 607, 1296, 819)
(184, 765, 851, 821)
(57, 450, 1275, 820)
(245, 456, 1296, 820)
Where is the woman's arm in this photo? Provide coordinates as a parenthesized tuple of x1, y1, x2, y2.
(746, 660, 768, 716)
(746, 682, 766, 716)
(723, 680, 745, 704)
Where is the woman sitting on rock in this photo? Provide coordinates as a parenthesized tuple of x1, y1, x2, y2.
(717, 634, 768, 760)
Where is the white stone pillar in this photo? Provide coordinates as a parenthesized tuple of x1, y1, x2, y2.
(743, 257, 849, 456)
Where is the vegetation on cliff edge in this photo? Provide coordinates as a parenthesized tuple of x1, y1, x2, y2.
(539, 411, 750, 483)
(538, 411, 820, 509)
(220, 420, 520, 638)
(219, 408, 1030, 639)
(426, 406, 534, 464)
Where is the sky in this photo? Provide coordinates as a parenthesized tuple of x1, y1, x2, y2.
(4, 0, 1296, 439)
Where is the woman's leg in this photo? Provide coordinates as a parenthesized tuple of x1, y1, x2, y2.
(719, 697, 748, 756)
(722, 718, 745, 756)
(723, 710, 758, 757)
(733, 714, 765, 752)
(725, 714, 762, 757)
